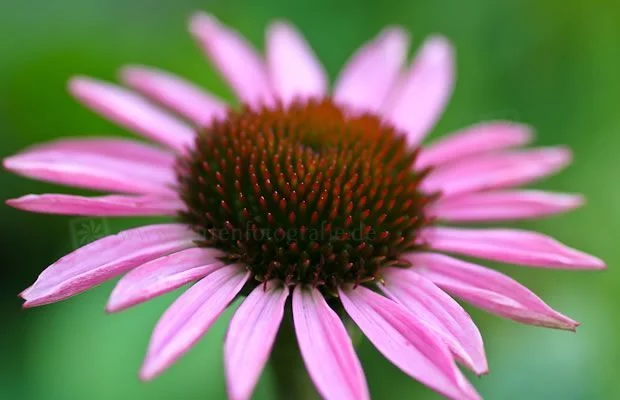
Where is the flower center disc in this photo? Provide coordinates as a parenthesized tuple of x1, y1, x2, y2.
(176, 99, 434, 291)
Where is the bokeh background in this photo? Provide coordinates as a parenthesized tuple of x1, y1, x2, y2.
(1, 0, 618, 399)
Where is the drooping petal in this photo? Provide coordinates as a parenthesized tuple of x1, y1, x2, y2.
(140, 264, 249, 380)
(3, 137, 176, 195)
(429, 190, 584, 222)
(20, 224, 201, 307)
(121, 65, 228, 126)
(293, 286, 369, 400)
(6, 194, 183, 217)
(383, 36, 454, 146)
(69, 77, 195, 152)
(417, 122, 533, 168)
(333, 27, 409, 113)
(106, 247, 227, 312)
(266, 22, 327, 104)
(380, 268, 487, 375)
(409, 252, 580, 330)
(190, 12, 273, 106)
(225, 281, 289, 400)
(420, 227, 605, 269)
(422, 147, 572, 197)
(339, 286, 479, 400)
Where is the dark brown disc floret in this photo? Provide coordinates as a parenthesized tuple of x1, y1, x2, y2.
(176, 98, 435, 292)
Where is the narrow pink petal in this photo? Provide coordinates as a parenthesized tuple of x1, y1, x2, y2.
(409, 252, 580, 330)
(417, 122, 533, 168)
(380, 268, 487, 375)
(339, 286, 479, 400)
(121, 65, 228, 126)
(420, 226, 605, 269)
(140, 265, 249, 380)
(69, 77, 195, 152)
(6, 137, 175, 165)
(190, 12, 273, 106)
(293, 286, 369, 400)
(421, 147, 572, 197)
(4, 138, 176, 195)
(334, 27, 409, 113)
(106, 247, 227, 312)
(429, 190, 584, 222)
(267, 22, 327, 104)
(225, 281, 289, 400)
(384, 36, 454, 146)
(21, 224, 201, 307)
(7, 194, 183, 217)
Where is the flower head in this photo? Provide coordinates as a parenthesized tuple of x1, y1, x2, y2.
(5, 11, 604, 400)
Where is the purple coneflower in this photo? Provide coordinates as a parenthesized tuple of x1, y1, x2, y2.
(6, 12, 604, 400)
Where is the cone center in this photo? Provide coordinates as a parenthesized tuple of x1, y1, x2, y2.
(176, 98, 435, 290)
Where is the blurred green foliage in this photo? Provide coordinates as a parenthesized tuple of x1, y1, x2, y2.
(1, 0, 618, 399)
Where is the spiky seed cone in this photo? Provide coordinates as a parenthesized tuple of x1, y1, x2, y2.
(177, 99, 435, 292)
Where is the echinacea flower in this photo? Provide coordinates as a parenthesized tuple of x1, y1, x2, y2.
(5, 11, 605, 400)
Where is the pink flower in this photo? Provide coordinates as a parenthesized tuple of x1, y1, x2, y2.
(5, 12, 604, 400)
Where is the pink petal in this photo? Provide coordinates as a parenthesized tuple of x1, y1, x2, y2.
(380, 268, 487, 375)
(421, 226, 605, 269)
(384, 36, 454, 146)
(6, 136, 175, 165)
(334, 27, 409, 113)
(6, 194, 183, 217)
(293, 286, 369, 400)
(69, 77, 195, 152)
(190, 12, 273, 106)
(340, 286, 479, 400)
(106, 247, 227, 312)
(225, 281, 289, 400)
(409, 252, 580, 330)
(417, 122, 533, 168)
(121, 65, 228, 126)
(422, 147, 572, 197)
(3, 138, 176, 195)
(21, 224, 201, 307)
(140, 264, 249, 380)
(429, 190, 584, 222)
(266, 22, 327, 104)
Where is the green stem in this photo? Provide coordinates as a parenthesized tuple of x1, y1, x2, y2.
(269, 306, 319, 400)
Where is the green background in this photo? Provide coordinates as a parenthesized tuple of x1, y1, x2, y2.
(1, 0, 618, 399)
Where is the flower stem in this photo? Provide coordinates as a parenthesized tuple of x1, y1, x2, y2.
(269, 307, 319, 400)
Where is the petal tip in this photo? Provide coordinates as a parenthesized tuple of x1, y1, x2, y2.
(21, 291, 52, 308)
(589, 257, 607, 270)
(189, 11, 218, 37)
(19, 283, 33, 295)
(379, 25, 409, 41)
(559, 193, 585, 209)
(139, 358, 161, 381)
(266, 19, 295, 37)
(551, 314, 580, 331)
(506, 122, 534, 143)
(422, 35, 454, 62)
(22, 299, 38, 309)
(5, 197, 20, 208)
(545, 146, 573, 166)
(68, 76, 108, 101)
(467, 349, 489, 376)
(67, 76, 91, 94)
(377, 26, 410, 57)
(119, 65, 146, 84)
(104, 300, 123, 314)
(573, 251, 606, 269)
(3, 156, 20, 171)
(138, 367, 155, 382)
